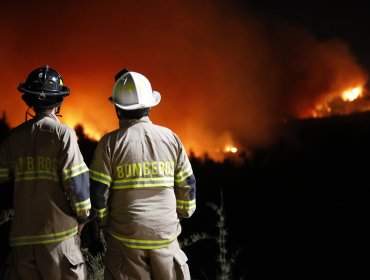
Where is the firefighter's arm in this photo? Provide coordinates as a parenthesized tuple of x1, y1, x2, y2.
(174, 136, 196, 219)
(0, 138, 13, 209)
(89, 138, 112, 227)
(0, 138, 11, 184)
(59, 128, 91, 223)
(90, 171, 110, 227)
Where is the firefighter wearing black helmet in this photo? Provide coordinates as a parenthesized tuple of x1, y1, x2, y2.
(18, 65, 70, 118)
(0, 65, 90, 279)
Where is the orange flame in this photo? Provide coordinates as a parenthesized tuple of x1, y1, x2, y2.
(342, 86, 363, 102)
(224, 146, 238, 153)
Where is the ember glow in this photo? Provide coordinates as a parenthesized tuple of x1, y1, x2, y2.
(310, 85, 368, 118)
(0, 1, 368, 161)
(224, 146, 238, 154)
(342, 87, 363, 102)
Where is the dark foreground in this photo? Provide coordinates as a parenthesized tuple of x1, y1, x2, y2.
(1, 112, 365, 279)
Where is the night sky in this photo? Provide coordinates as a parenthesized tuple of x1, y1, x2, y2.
(247, 0, 370, 70)
(1, 0, 369, 159)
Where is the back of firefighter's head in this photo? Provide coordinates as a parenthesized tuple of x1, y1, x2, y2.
(109, 68, 161, 119)
(18, 65, 70, 113)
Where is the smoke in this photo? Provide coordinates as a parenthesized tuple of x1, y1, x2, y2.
(0, 0, 367, 158)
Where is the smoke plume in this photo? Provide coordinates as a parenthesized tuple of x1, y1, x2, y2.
(0, 0, 367, 159)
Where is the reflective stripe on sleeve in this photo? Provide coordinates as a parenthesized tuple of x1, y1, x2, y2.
(63, 163, 89, 180)
(96, 208, 108, 219)
(177, 199, 196, 210)
(90, 169, 112, 186)
(175, 166, 193, 183)
(9, 226, 78, 247)
(110, 232, 177, 249)
(74, 198, 91, 213)
(111, 177, 174, 190)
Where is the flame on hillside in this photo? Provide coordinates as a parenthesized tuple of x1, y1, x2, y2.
(342, 87, 363, 102)
(224, 146, 238, 153)
(310, 85, 369, 118)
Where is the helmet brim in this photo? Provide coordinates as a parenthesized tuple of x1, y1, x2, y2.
(109, 91, 161, 110)
(18, 83, 70, 96)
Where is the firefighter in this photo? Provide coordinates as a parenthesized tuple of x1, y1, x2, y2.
(0, 65, 90, 280)
(89, 69, 196, 279)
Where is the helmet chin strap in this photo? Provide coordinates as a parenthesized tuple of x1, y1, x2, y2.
(24, 105, 63, 121)
(25, 107, 35, 121)
(55, 105, 62, 118)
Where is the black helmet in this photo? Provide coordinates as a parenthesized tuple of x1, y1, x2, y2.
(18, 65, 70, 109)
(18, 65, 70, 96)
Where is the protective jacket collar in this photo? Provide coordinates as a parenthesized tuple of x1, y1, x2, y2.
(33, 112, 60, 123)
(119, 116, 152, 129)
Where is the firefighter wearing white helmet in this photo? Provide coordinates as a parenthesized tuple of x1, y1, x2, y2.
(90, 69, 196, 279)
(110, 69, 161, 110)
(0, 65, 90, 279)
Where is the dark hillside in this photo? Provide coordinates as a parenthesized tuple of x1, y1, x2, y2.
(182, 112, 367, 279)
(0, 112, 366, 279)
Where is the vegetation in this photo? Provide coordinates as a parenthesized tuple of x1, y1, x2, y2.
(82, 229, 106, 280)
(0, 209, 13, 227)
(82, 193, 241, 280)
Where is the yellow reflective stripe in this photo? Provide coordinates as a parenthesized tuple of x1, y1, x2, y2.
(70, 168, 88, 178)
(63, 163, 86, 174)
(10, 226, 78, 246)
(0, 174, 9, 180)
(97, 208, 108, 218)
(75, 199, 91, 210)
(90, 170, 112, 181)
(110, 233, 176, 249)
(15, 170, 58, 182)
(63, 163, 89, 179)
(175, 166, 193, 183)
(90, 170, 111, 186)
(112, 177, 174, 189)
(0, 168, 9, 180)
(176, 166, 191, 178)
(15, 176, 58, 182)
(112, 183, 173, 190)
(177, 199, 196, 210)
(15, 170, 57, 176)
(114, 177, 173, 183)
(91, 176, 110, 186)
(75, 198, 90, 206)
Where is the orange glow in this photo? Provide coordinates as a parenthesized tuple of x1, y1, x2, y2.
(0, 1, 369, 162)
(342, 87, 363, 102)
(224, 146, 238, 153)
(62, 113, 102, 141)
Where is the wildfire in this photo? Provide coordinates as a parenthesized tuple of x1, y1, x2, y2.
(81, 126, 101, 140)
(341, 86, 363, 102)
(224, 146, 238, 153)
(310, 85, 367, 119)
(62, 115, 101, 141)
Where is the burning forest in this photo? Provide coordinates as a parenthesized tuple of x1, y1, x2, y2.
(0, 1, 369, 162)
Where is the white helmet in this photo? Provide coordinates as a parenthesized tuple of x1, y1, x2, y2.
(110, 70, 161, 110)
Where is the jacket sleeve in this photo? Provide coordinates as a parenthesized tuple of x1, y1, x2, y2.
(0, 137, 11, 183)
(0, 137, 13, 209)
(89, 137, 112, 227)
(174, 135, 196, 219)
(58, 127, 91, 223)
